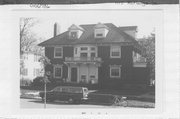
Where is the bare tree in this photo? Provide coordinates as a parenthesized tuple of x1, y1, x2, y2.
(138, 33, 155, 84)
(20, 18, 45, 82)
(20, 18, 39, 53)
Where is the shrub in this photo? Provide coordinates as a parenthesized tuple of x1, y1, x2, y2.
(20, 79, 32, 86)
(31, 76, 44, 86)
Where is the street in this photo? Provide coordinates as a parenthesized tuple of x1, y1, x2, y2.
(20, 98, 120, 108)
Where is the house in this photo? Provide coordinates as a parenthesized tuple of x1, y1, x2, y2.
(39, 22, 149, 89)
(20, 51, 43, 83)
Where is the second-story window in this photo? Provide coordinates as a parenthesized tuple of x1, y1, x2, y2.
(23, 68, 28, 76)
(74, 46, 97, 58)
(22, 54, 28, 60)
(110, 46, 121, 58)
(34, 55, 39, 62)
(81, 47, 88, 51)
(91, 47, 95, 51)
(54, 47, 63, 58)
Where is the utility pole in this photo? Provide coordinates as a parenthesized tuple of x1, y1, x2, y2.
(39, 55, 51, 109)
(44, 75, 48, 108)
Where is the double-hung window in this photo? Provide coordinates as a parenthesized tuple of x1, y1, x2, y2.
(80, 47, 88, 51)
(23, 68, 28, 76)
(110, 46, 121, 58)
(54, 65, 62, 78)
(110, 66, 121, 78)
(54, 47, 63, 58)
(34, 55, 39, 62)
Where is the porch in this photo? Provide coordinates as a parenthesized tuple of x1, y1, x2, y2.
(133, 57, 147, 67)
(64, 57, 102, 84)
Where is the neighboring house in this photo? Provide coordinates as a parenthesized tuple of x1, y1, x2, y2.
(39, 22, 148, 89)
(20, 51, 43, 81)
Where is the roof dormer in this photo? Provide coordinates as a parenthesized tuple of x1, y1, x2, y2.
(68, 24, 84, 39)
(94, 22, 109, 38)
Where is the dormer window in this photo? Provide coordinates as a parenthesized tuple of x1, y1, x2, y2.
(70, 31, 78, 39)
(68, 24, 84, 39)
(94, 23, 109, 38)
(96, 33, 103, 37)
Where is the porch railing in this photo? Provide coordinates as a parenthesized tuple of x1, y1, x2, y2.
(133, 57, 147, 67)
(133, 57, 146, 63)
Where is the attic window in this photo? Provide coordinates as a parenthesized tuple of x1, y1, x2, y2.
(68, 24, 84, 39)
(94, 23, 109, 38)
(70, 31, 78, 39)
(96, 33, 103, 37)
(95, 29, 105, 38)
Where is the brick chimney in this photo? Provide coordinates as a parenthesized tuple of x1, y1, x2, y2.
(54, 22, 60, 37)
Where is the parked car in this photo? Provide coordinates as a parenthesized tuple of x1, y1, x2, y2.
(39, 86, 89, 103)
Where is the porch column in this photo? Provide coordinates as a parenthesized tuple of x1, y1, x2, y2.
(87, 63, 89, 83)
(67, 65, 70, 82)
(77, 63, 80, 83)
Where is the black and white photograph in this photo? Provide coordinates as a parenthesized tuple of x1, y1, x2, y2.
(20, 10, 157, 109)
(0, 3, 179, 119)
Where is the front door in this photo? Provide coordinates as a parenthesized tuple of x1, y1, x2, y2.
(71, 67, 77, 82)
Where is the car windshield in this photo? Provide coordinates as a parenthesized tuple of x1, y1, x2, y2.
(68, 87, 82, 93)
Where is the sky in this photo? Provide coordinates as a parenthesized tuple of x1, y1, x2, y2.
(31, 10, 159, 41)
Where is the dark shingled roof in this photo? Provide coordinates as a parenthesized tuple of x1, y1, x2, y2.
(39, 23, 142, 51)
(119, 26, 137, 31)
